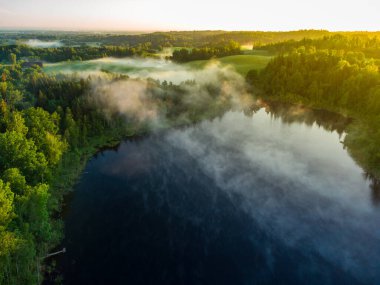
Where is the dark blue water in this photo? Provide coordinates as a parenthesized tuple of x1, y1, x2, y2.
(59, 108, 380, 285)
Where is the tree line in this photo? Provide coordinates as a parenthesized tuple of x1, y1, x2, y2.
(259, 34, 380, 59)
(0, 45, 152, 63)
(0, 52, 245, 283)
(0, 57, 134, 284)
(170, 41, 241, 62)
(0, 30, 338, 49)
(248, 43, 380, 178)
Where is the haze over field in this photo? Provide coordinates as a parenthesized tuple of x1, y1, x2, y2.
(24, 39, 63, 48)
(0, 0, 379, 31)
(45, 57, 203, 83)
(44, 57, 261, 83)
(87, 61, 253, 127)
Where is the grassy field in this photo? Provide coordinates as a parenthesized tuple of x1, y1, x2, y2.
(43, 57, 165, 75)
(185, 54, 273, 75)
(43, 53, 273, 80)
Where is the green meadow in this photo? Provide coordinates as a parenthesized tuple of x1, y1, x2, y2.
(185, 54, 273, 75)
(43, 59, 147, 74)
(44, 53, 273, 77)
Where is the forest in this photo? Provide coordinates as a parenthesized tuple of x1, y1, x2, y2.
(258, 34, 380, 59)
(0, 30, 333, 48)
(248, 35, 380, 177)
(0, 59, 129, 283)
(0, 52, 247, 283)
(1, 30, 380, 284)
(170, 41, 241, 62)
(0, 45, 152, 63)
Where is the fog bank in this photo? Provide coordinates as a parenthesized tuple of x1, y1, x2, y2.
(88, 61, 253, 127)
(162, 110, 380, 283)
(25, 39, 63, 48)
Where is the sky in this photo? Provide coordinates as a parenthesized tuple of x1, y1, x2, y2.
(0, 0, 379, 31)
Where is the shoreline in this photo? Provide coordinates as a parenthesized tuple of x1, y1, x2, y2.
(258, 95, 380, 180)
(42, 99, 379, 283)
(42, 132, 131, 284)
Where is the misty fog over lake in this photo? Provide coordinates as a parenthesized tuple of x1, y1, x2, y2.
(59, 107, 380, 285)
(25, 39, 64, 48)
(44, 57, 227, 84)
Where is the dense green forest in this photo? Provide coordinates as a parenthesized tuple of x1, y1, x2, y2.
(0, 41, 243, 64)
(0, 45, 153, 63)
(259, 34, 380, 59)
(170, 41, 241, 62)
(0, 60, 131, 284)
(248, 35, 380, 178)
(0, 55, 246, 283)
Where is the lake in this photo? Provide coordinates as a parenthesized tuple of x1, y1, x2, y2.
(56, 105, 380, 285)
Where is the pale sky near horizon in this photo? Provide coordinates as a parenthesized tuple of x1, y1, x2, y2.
(0, 0, 379, 31)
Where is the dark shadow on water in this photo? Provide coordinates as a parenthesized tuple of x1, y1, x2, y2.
(258, 100, 353, 136)
(44, 102, 379, 285)
(364, 172, 380, 206)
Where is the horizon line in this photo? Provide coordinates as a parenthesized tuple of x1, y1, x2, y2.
(1, 27, 380, 34)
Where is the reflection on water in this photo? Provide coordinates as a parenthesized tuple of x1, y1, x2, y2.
(371, 179, 380, 205)
(260, 100, 352, 135)
(56, 106, 380, 285)
(364, 172, 380, 206)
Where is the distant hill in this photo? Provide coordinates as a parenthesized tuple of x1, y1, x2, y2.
(1, 29, 371, 48)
